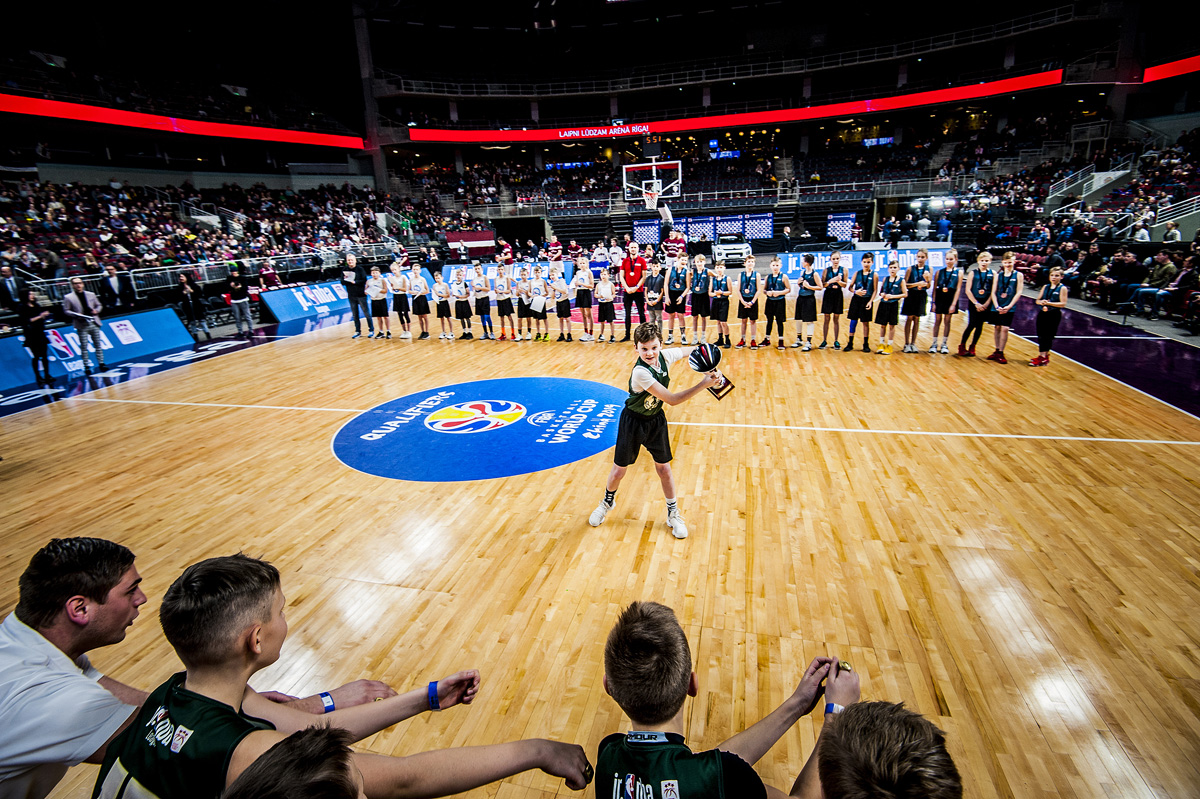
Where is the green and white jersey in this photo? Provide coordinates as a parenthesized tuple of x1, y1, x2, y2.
(625, 348, 685, 417)
(93, 673, 274, 799)
(596, 731, 765, 799)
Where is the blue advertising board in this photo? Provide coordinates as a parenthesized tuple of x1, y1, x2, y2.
(259, 281, 350, 323)
(0, 308, 194, 393)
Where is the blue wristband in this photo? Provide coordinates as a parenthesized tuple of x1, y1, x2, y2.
(319, 692, 335, 713)
(427, 681, 441, 711)
(825, 702, 844, 716)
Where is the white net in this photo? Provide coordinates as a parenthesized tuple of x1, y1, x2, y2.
(644, 191, 659, 210)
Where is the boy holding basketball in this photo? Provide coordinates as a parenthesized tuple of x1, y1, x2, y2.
(588, 323, 719, 540)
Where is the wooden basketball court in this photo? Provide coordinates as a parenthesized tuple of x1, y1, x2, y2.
(4, 319, 1199, 799)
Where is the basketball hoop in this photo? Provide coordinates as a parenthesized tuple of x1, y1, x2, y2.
(644, 191, 659, 211)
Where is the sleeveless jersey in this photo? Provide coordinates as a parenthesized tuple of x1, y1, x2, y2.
(473, 277, 489, 298)
(668, 266, 688, 292)
(907, 265, 927, 289)
(766, 273, 785, 295)
(969, 269, 993, 302)
(853, 268, 874, 292)
(93, 672, 274, 799)
(690, 269, 710, 294)
(1041, 284, 1063, 303)
(880, 276, 903, 303)
(823, 265, 844, 286)
(712, 275, 729, 296)
(936, 266, 960, 291)
(797, 268, 817, 297)
(740, 271, 758, 301)
(626, 354, 670, 417)
(996, 270, 1019, 306)
(596, 731, 766, 799)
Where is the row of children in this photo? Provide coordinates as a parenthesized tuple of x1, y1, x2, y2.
(356, 247, 1068, 367)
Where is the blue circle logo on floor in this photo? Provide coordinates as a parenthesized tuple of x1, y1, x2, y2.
(332, 377, 627, 481)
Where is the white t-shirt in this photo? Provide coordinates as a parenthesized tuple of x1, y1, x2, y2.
(630, 348, 686, 393)
(0, 613, 136, 799)
(595, 281, 615, 302)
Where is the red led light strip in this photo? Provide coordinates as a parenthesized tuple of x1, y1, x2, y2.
(0, 94, 365, 149)
(1143, 54, 1200, 83)
(410, 70, 1065, 144)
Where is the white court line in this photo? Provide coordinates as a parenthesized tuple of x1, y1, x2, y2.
(65, 397, 1200, 447)
(69, 397, 363, 413)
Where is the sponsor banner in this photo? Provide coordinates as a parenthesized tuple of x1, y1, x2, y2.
(332, 377, 628, 482)
(778, 249, 945, 296)
(259, 281, 350, 323)
(635, 213, 774, 244)
(0, 308, 193, 394)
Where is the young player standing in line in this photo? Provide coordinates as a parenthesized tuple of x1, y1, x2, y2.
(572, 255, 595, 341)
(409, 265, 431, 340)
(644, 260, 665, 331)
(366, 265, 391, 340)
(552, 266, 573, 342)
(472, 263, 494, 341)
(710, 261, 732, 348)
(595, 268, 617, 343)
(957, 251, 995, 357)
(791, 254, 822, 351)
(844, 251, 876, 353)
(819, 250, 847, 349)
(736, 254, 762, 349)
(432, 270, 453, 340)
(530, 265, 550, 341)
(1031, 265, 1068, 366)
(688, 254, 711, 345)
(762, 257, 791, 350)
(494, 262, 516, 341)
(588, 322, 720, 539)
(515, 266, 533, 341)
(451, 267, 474, 340)
(929, 248, 962, 353)
(873, 258, 907, 355)
(987, 251, 1023, 364)
(663, 255, 690, 344)
(388, 263, 411, 339)
(900, 248, 931, 353)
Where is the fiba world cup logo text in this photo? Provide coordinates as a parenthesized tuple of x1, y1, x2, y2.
(424, 400, 527, 434)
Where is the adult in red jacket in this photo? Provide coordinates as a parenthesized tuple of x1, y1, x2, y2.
(620, 242, 647, 341)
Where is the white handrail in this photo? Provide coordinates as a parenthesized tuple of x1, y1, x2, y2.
(1154, 195, 1200, 226)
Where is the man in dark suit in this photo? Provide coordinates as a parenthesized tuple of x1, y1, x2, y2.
(96, 264, 136, 314)
(0, 265, 28, 311)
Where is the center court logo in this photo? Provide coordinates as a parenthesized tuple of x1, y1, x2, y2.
(331, 377, 627, 482)
(425, 400, 526, 434)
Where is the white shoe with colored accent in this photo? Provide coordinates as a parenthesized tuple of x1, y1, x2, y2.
(589, 499, 613, 527)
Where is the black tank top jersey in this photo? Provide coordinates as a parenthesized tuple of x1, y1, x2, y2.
(690, 270, 710, 293)
(881, 276, 903, 302)
(740, 271, 758, 300)
(1041, 284, 1064, 303)
(797, 268, 817, 296)
(853, 268, 874, 291)
(996, 270, 1019, 305)
(766, 273, 785, 294)
(969, 268, 993, 302)
(669, 266, 689, 292)
(907, 264, 928, 289)
(712, 275, 729, 295)
(937, 266, 960, 291)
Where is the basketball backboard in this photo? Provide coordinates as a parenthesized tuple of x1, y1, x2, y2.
(622, 160, 682, 203)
